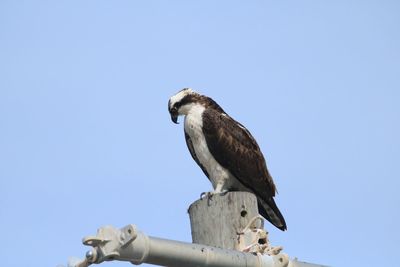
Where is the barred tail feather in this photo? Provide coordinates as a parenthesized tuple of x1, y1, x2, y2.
(258, 198, 287, 231)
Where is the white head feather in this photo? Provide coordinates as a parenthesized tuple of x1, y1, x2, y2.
(168, 88, 196, 109)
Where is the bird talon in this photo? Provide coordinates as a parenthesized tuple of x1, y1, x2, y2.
(199, 191, 215, 205)
(200, 190, 228, 201)
(220, 189, 229, 196)
(200, 192, 207, 199)
(207, 192, 213, 206)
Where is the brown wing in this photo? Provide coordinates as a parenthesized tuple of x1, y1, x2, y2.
(202, 109, 276, 198)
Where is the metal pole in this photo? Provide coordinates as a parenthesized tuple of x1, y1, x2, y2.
(75, 224, 288, 267)
(142, 236, 282, 267)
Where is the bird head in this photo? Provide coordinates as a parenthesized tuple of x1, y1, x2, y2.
(168, 88, 200, 124)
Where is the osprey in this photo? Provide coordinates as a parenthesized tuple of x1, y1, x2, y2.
(168, 88, 287, 231)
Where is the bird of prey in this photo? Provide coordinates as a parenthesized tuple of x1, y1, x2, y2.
(168, 88, 286, 231)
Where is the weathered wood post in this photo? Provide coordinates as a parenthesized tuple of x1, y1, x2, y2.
(188, 191, 264, 250)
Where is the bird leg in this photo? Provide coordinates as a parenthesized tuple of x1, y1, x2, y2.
(214, 182, 226, 194)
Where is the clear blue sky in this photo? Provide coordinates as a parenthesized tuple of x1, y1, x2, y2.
(1, 1, 399, 266)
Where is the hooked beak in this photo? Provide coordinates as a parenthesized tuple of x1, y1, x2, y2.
(170, 111, 179, 124)
(168, 99, 179, 124)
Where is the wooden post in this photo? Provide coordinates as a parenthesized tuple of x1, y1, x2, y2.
(188, 191, 263, 250)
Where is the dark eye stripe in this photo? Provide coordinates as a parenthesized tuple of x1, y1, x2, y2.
(174, 94, 195, 110)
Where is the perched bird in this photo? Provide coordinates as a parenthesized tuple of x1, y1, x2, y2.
(168, 88, 286, 231)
